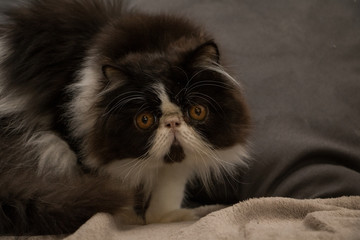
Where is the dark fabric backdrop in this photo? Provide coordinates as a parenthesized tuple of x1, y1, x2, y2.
(1, 0, 359, 204)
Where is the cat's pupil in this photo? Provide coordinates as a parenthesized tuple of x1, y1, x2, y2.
(142, 116, 149, 124)
(195, 107, 202, 116)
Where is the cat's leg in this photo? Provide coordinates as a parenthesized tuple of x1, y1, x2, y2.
(28, 131, 78, 178)
(145, 164, 198, 223)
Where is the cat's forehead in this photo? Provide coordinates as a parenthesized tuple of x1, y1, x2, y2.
(152, 83, 181, 114)
(118, 51, 180, 77)
(114, 53, 187, 94)
(113, 37, 203, 75)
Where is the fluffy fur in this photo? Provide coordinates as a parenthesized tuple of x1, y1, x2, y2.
(0, 0, 250, 235)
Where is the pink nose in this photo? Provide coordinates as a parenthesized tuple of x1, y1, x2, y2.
(164, 116, 181, 128)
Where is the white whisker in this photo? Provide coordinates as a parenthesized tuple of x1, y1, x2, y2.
(102, 95, 144, 116)
(204, 62, 242, 89)
(186, 81, 233, 93)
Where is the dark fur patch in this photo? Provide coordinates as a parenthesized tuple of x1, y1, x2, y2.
(164, 143, 186, 163)
(0, 172, 132, 235)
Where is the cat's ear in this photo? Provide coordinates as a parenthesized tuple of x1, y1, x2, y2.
(102, 65, 125, 82)
(191, 40, 220, 65)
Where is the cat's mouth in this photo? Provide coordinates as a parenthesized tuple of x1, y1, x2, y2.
(163, 140, 185, 163)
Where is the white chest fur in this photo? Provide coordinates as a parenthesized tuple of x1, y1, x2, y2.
(145, 163, 196, 223)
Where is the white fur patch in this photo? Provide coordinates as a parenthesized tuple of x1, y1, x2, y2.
(0, 91, 30, 116)
(102, 157, 160, 193)
(27, 132, 78, 178)
(67, 56, 101, 140)
(146, 163, 193, 223)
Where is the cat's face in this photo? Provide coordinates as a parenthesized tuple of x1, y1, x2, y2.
(70, 15, 250, 186)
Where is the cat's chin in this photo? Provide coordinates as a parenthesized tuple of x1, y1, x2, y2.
(163, 141, 185, 163)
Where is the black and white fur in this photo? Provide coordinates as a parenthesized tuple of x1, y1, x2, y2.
(0, 0, 250, 235)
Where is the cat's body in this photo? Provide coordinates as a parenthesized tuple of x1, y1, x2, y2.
(0, 0, 250, 235)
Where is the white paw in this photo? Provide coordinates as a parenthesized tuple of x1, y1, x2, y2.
(146, 208, 199, 224)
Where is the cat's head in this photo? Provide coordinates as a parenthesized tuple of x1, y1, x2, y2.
(69, 14, 250, 187)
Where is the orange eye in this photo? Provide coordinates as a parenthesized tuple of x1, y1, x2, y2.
(188, 105, 207, 121)
(135, 112, 155, 130)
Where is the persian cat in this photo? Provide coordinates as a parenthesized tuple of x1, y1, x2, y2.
(0, 0, 250, 235)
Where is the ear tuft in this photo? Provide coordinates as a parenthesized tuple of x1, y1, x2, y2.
(191, 40, 220, 65)
(102, 65, 124, 82)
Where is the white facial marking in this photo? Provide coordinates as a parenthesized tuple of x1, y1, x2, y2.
(145, 83, 185, 159)
(155, 83, 182, 117)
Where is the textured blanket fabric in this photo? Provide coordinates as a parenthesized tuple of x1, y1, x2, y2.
(2, 196, 359, 240)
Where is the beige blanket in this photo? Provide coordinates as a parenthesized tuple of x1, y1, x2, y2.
(2, 196, 360, 240)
